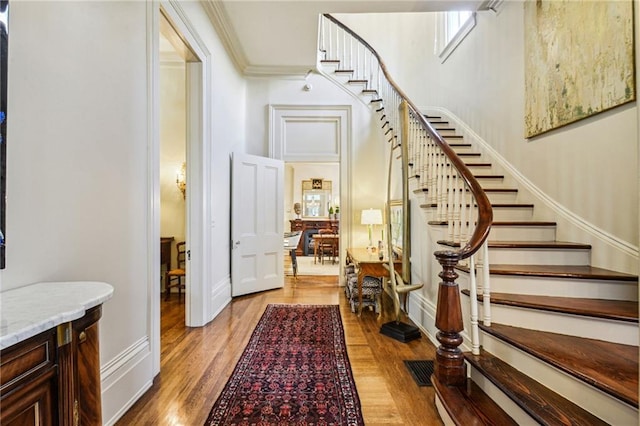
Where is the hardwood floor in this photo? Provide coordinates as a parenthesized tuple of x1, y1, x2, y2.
(115, 275, 443, 425)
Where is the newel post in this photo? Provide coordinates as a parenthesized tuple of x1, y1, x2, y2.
(434, 250, 466, 386)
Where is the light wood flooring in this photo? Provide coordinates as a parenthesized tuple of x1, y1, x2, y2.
(115, 275, 443, 425)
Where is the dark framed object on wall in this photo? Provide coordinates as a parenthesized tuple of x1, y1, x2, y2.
(0, 0, 7, 269)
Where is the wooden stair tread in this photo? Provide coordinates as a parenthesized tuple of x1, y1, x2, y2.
(429, 220, 556, 227)
(461, 289, 638, 322)
(421, 203, 533, 209)
(414, 187, 518, 194)
(432, 376, 518, 426)
(479, 322, 639, 407)
(464, 350, 609, 425)
(474, 264, 638, 281)
(422, 204, 534, 211)
(439, 240, 591, 249)
(492, 221, 556, 226)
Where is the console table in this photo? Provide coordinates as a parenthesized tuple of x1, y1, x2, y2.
(289, 219, 339, 256)
(346, 248, 402, 316)
(0, 281, 114, 425)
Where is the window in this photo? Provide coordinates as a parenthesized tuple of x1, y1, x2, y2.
(435, 10, 476, 63)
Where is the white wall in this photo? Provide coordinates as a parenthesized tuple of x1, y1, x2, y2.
(1, 1, 152, 421)
(0, 1, 248, 424)
(3, 0, 150, 361)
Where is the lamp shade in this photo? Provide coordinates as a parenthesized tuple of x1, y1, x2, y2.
(361, 208, 383, 225)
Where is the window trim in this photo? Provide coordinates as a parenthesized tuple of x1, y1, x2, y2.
(436, 11, 476, 63)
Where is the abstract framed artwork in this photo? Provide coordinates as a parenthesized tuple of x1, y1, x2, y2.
(524, 0, 635, 138)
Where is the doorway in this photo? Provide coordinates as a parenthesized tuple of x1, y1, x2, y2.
(284, 162, 340, 277)
(152, 3, 213, 379)
(159, 12, 192, 318)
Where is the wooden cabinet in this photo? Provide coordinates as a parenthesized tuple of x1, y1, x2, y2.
(0, 330, 57, 426)
(0, 306, 104, 426)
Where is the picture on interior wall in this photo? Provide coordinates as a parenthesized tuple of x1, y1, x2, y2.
(524, 0, 635, 138)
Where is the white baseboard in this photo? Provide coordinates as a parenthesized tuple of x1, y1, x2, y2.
(101, 337, 154, 426)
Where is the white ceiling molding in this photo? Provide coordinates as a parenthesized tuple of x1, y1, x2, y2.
(201, 0, 248, 73)
(245, 65, 315, 79)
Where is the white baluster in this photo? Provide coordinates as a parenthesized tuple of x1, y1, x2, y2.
(469, 254, 480, 355)
(482, 240, 491, 326)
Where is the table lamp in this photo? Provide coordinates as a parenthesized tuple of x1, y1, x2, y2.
(361, 208, 383, 249)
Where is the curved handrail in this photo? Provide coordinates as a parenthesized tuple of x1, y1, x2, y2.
(323, 13, 492, 261)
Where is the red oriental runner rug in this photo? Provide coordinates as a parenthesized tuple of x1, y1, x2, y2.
(205, 304, 364, 426)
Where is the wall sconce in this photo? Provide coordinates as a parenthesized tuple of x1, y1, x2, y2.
(176, 162, 186, 199)
(361, 208, 383, 249)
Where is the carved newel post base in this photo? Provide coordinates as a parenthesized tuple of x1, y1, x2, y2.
(434, 250, 466, 387)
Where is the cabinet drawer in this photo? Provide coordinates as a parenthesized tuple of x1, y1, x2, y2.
(0, 331, 56, 395)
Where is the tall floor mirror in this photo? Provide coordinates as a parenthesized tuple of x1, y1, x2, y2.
(0, 0, 7, 269)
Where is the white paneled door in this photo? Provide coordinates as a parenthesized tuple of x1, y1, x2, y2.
(231, 153, 284, 296)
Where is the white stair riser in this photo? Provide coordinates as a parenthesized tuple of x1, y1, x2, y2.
(435, 128, 458, 136)
(475, 176, 505, 186)
(451, 144, 473, 152)
(457, 273, 638, 301)
(468, 369, 539, 425)
(491, 207, 534, 221)
(421, 206, 532, 221)
(411, 189, 520, 204)
(481, 333, 638, 426)
(487, 247, 590, 265)
(462, 300, 638, 346)
(488, 225, 556, 241)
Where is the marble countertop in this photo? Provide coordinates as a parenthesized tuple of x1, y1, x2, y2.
(0, 281, 114, 350)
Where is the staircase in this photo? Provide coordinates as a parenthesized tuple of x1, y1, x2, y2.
(318, 13, 639, 426)
(423, 115, 638, 425)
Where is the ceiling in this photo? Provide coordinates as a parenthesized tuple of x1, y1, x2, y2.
(201, 0, 484, 76)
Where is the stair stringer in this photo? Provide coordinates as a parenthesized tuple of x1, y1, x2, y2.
(420, 106, 639, 275)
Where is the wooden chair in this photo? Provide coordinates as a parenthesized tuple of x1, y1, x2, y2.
(318, 228, 337, 264)
(165, 241, 186, 301)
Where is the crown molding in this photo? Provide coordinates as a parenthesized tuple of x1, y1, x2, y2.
(244, 65, 315, 79)
(201, 0, 248, 74)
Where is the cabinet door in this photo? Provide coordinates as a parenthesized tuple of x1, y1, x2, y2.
(0, 367, 56, 426)
(1, 331, 57, 426)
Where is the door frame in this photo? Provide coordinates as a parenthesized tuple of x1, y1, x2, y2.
(269, 105, 352, 275)
(148, 0, 213, 376)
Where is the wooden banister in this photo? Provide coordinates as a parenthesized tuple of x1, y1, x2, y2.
(322, 13, 493, 387)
